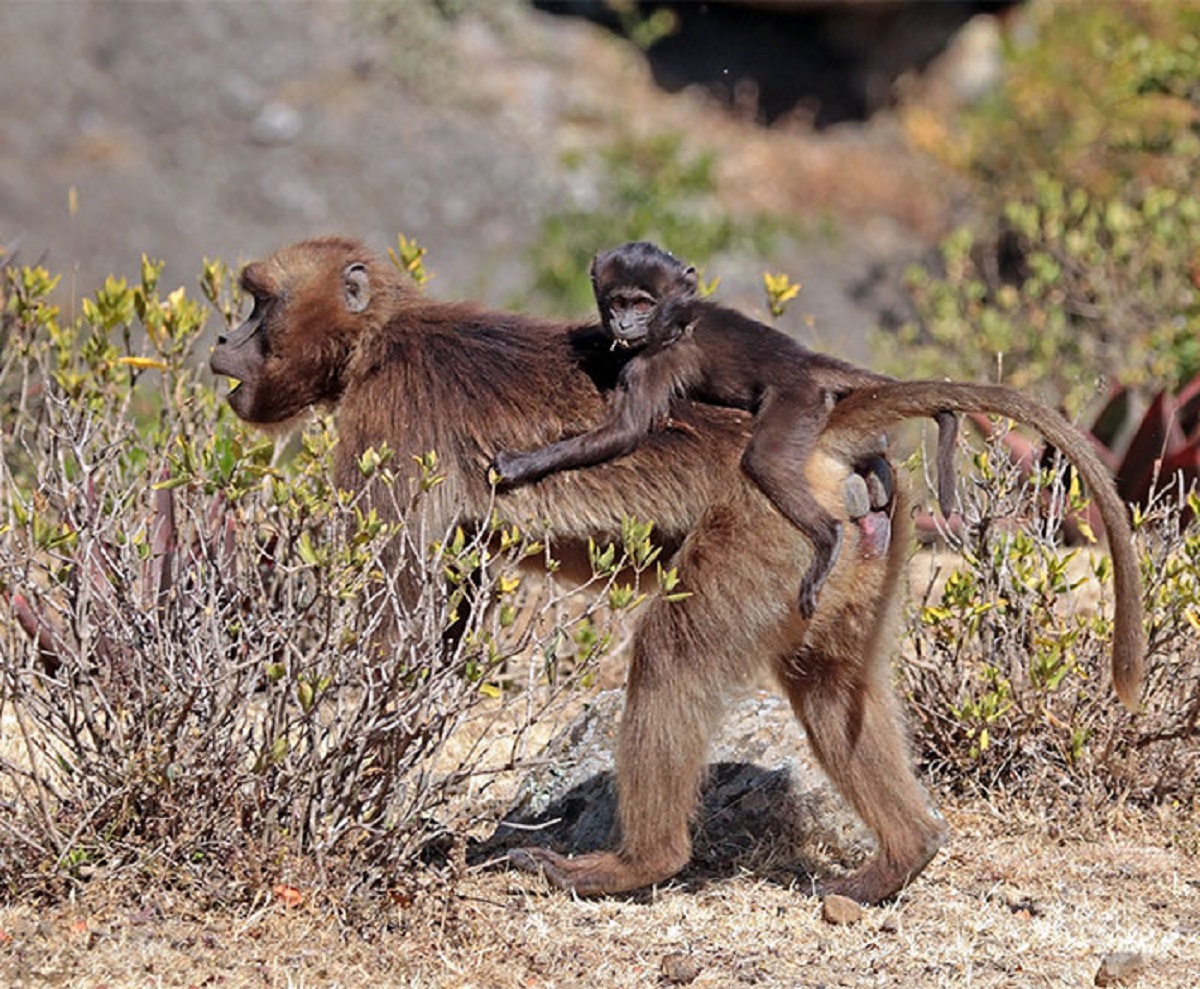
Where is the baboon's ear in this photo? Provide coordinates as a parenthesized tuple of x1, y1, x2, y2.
(342, 262, 371, 314)
(682, 265, 698, 292)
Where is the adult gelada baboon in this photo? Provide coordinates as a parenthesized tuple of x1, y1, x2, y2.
(210, 237, 1144, 905)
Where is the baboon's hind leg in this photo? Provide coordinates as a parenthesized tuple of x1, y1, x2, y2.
(779, 656, 947, 903)
(776, 495, 946, 904)
(741, 390, 843, 618)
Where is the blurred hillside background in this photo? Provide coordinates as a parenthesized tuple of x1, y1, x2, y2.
(2, 0, 1198, 409)
(0, 0, 1016, 368)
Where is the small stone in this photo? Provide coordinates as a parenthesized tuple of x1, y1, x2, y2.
(997, 886, 1041, 917)
(1094, 951, 1145, 986)
(661, 952, 703, 985)
(821, 894, 863, 925)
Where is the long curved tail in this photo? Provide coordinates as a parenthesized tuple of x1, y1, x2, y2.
(823, 380, 1145, 710)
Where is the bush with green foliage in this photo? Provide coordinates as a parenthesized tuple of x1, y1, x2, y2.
(885, 2, 1200, 415)
(0, 253, 652, 904)
(885, 2, 1200, 806)
(901, 430, 1198, 806)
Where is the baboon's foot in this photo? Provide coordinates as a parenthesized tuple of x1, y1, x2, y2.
(797, 524, 844, 619)
(818, 827, 947, 905)
(508, 847, 685, 896)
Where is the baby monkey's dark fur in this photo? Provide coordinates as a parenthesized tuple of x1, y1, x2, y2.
(494, 241, 958, 616)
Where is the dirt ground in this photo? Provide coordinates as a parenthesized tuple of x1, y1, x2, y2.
(1, 799, 1196, 989)
(2, 666, 1196, 989)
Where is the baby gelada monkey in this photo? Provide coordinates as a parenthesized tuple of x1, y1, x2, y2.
(493, 241, 958, 617)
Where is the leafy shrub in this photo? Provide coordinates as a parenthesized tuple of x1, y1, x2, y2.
(886, 3, 1200, 414)
(0, 255, 647, 905)
(892, 4, 1200, 805)
(902, 429, 1199, 805)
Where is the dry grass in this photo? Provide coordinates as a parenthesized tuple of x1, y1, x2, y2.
(4, 686, 1197, 988)
(0, 797, 1195, 988)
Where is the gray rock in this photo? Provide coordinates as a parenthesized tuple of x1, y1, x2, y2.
(479, 690, 872, 886)
(661, 952, 703, 985)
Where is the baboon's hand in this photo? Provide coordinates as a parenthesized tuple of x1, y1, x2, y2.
(490, 450, 528, 487)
